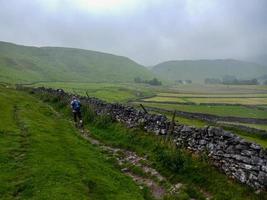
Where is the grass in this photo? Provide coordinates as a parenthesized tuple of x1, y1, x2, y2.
(157, 93, 267, 98)
(137, 102, 267, 119)
(218, 121, 267, 131)
(167, 84, 267, 94)
(0, 86, 149, 200)
(36, 89, 267, 200)
(144, 96, 267, 105)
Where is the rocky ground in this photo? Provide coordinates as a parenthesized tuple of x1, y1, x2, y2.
(78, 127, 211, 200)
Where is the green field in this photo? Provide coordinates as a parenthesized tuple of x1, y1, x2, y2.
(137, 102, 267, 119)
(158, 92, 267, 98)
(0, 86, 147, 199)
(144, 96, 267, 105)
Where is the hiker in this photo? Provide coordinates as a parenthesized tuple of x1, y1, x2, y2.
(71, 96, 83, 127)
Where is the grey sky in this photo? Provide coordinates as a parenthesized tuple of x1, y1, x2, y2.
(0, 0, 266, 65)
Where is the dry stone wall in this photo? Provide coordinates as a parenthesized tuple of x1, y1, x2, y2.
(31, 87, 267, 190)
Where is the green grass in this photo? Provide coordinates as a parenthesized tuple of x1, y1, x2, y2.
(158, 92, 267, 98)
(37, 90, 267, 200)
(137, 102, 267, 119)
(145, 96, 267, 105)
(219, 121, 267, 131)
(0, 86, 148, 199)
(167, 84, 267, 94)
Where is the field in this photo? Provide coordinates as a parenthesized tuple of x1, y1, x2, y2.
(144, 96, 267, 105)
(136, 102, 267, 119)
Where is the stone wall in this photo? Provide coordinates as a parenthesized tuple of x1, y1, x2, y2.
(30, 87, 267, 190)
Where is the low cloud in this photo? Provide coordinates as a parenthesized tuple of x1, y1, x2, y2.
(0, 0, 266, 65)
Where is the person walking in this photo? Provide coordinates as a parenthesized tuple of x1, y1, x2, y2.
(71, 96, 83, 127)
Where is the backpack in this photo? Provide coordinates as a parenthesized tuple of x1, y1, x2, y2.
(72, 100, 81, 111)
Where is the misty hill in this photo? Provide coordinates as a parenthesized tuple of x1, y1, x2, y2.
(152, 59, 267, 83)
(0, 41, 154, 83)
(248, 54, 267, 66)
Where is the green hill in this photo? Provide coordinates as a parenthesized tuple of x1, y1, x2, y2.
(0, 41, 154, 83)
(152, 59, 267, 83)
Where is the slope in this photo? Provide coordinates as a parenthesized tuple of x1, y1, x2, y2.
(0, 41, 154, 83)
(0, 86, 146, 199)
(152, 59, 267, 83)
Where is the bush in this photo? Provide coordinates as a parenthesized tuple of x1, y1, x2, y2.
(94, 115, 113, 129)
(82, 105, 96, 124)
(153, 144, 187, 172)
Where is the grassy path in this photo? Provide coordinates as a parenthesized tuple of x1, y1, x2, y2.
(0, 87, 146, 199)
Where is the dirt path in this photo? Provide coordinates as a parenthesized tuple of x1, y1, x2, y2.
(78, 128, 211, 200)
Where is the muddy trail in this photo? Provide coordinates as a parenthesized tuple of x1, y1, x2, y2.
(78, 127, 211, 200)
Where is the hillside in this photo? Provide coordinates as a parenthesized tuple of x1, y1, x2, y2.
(0, 41, 154, 83)
(0, 86, 147, 199)
(152, 59, 267, 83)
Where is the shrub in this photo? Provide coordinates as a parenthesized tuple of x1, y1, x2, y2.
(82, 105, 96, 124)
(153, 144, 187, 172)
(94, 115, 113, 129)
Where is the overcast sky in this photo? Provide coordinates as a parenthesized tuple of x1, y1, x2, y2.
(0, 0, 266, 65)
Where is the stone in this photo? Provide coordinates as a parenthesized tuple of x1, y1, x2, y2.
(233, 169, 247, 183)
(250, 143, 261, 150)
(232, 155, 250, 164)
(250, 156, 264, 165)
(258, 171, 267, 186)
(235, 144, 247, 150)
(181, 126, 192, 133)
(241, 150, 254, 157)
(239, 163, 253, 170)
(199, 139, 207, 145)
(160, 129, 167, 135)
(261, 165, 267, 173)
(206, 143, 215, 151)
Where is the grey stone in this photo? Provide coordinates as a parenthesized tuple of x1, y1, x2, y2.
(233, 169, 247, 183)
(241, 150, 254, 157)
(250, 143, 261, 150)
(258, 171, 267, 186)
(199, 140, 207, 145)
(239, 163, 253, 170)
(251, 157, 264, 165)
(235, 144, 247, 150)
(232, 155, 250, 163)
(261, 165, 267, 173)
(181, 126, 192, 133)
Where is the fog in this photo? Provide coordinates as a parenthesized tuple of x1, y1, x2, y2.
(0, 0, 266, 65)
